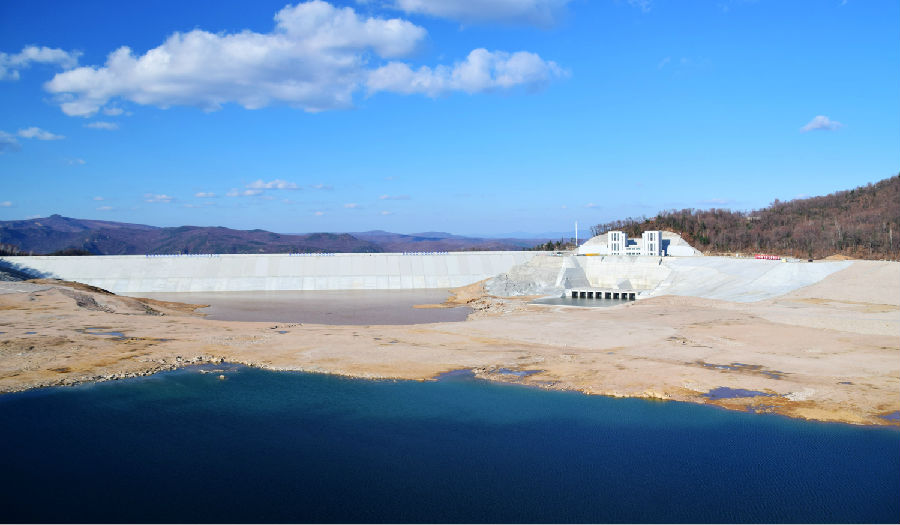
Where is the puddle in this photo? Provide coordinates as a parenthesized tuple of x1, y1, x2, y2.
(698, 361, 785, 380)
(434, 369, 475, 381)
(878, 411, 900, 422)
(703, 387, 777, 400)
(276, 331, 288, 334)
(83, 328, 127, 339)
(496, 368, 542, 377)
(838, 381, 853, 385)
(25, 331, 37, 335)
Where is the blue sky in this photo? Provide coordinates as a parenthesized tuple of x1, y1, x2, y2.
(1, 0, 897, 236)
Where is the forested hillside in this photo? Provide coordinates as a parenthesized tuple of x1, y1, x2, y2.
(591, 175, 899, 260)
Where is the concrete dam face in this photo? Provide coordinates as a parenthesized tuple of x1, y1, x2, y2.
(0, 252, 548, 294)
(485, 254, 854, 303)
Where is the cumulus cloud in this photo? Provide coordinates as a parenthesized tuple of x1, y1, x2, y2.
(367, 48, 564, 96)
(801, 115, 842, 132)
(0, 201, 12, 207)
(389, 0, 571, 26)
(584, 202, 599, 208)
(18, 127, 64, 140)
(344, 203, 362, 209)
(93, 196, 104, 201)
(379, 194, 410, 200)
(44, 1, 427, 116)
(0, 45, 80, 81)
(194, 192, 217, 198)
(144, 193, 174, 203)
(42, 1, 562, 116)
(0, 131, 21, 153)
(84, 121, 119, 130)
(379, 210, 394, 215)
(66, 158, 86, 165)
(247, 179, 299, 189)
(96, 206, 114, 211)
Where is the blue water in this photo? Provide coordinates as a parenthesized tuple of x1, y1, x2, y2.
(0, 366, 897, 523)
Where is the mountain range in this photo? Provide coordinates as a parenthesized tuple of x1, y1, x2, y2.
(0, 215, 551, 255)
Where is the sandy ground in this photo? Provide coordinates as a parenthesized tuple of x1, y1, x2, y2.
(0, 261, 897, 427)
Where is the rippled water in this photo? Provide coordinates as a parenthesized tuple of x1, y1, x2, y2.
(0, 366, 897, 523)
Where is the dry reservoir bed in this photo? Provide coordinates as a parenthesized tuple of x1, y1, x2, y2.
(0, 260, 897, 426)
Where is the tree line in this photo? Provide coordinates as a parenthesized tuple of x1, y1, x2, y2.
(590, 174, 899, 260)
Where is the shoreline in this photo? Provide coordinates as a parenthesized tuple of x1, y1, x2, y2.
(6, 360, 899, 430)
(1, 261, 898, 427)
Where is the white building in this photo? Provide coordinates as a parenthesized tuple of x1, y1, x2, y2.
(642, 231, 662, 256)
(607, 230, 664, 256)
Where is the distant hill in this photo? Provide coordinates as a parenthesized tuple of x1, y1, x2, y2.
(590, 174, 900, 260)
(0, 215, 381, 255)
(351, 230, 545, 252)
(0, 216, 547, 255)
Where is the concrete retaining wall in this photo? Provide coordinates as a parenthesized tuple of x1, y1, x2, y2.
(0, 252, 547, 293)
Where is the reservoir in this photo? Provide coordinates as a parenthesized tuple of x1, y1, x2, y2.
(0, 366, 897, 523)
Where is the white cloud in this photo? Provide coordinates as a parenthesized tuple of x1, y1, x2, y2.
(247, 178, 299, 189)
(0, 201, 12, 207)
(84, 121, 119, 130)
(0, 131, 21, 153)
(96, 206, 114, 211)
(93, 196, 104, 201)
(379, 210, 394, 215)
(367, 48, 564, 97)
(102, 107, 124, 116)
(344, 203, 362, 209)
(44, 1, 427, 116)
(226, 188, 263, 197)
(389, 0, 571, 26)
(801, 115, 842, 132)
(194, 192, 217, 198)
(42, 1, 562, 116)
(66, 158, 86, 165)
(314, 210, 325, 216)
(144, 193, 174, 203)
(311, 183, 333, 190)
(379, 194, 410, 200)
(585, 202, 599, 208)
(17, 127, 65, 140)
(0, 45, 80, 81)
(657, 56, 671, 69)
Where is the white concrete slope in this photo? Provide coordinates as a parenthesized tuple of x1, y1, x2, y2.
(648, 257, 854, 302)
(0, 252, 547, 293)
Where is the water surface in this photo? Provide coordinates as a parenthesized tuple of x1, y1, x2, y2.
(131, 289, 470, 324)
(0, 366, 896, 523)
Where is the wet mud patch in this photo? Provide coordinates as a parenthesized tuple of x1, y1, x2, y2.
(703, 387, 777, 400)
